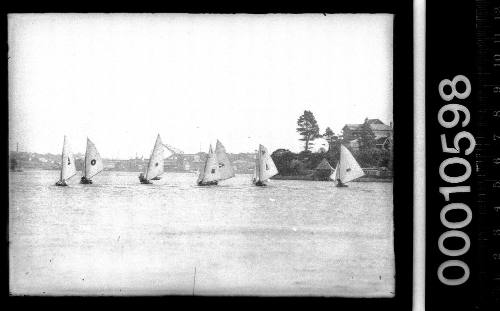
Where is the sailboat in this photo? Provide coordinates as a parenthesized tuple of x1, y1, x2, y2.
(80, 138, 104, 184)
(215, 140, 235, 182)
(252, 144, 278, 186)
(55, 135, 77, 186)
(197, 144, 221, 186)
(139, 134, 164, 184)
(331, 144, 365, 187)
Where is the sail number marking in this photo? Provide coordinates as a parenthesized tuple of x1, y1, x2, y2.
(436, 75, 474, 286)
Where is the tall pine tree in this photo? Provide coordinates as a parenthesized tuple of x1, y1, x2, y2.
(323, 127, 339, 152)
(296, 110, 320, 151)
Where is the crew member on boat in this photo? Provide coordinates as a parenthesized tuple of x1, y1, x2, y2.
(138, 172, 151, 184)
(80, 176, 93, 184)
(336, 178, 347, 187)
(55, 179, 68, 187)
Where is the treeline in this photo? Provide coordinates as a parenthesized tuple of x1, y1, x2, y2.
(271, 110, 393, 176)
(271, 146, 392, 176)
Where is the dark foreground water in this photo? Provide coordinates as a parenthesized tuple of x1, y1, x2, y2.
(9, 170, 394, 296)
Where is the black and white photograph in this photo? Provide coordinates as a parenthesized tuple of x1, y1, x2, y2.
(8, 13, 397, 297)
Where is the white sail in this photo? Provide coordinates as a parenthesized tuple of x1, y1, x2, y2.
(331, 144, 365, 183)
(215, 140, 235, 180)
(257, 144, 278, 181)
(145, 134, 164, 180)
(197, 145, 220, 183)
(60, 135, 76, 181)
(83, 138, 104, 179)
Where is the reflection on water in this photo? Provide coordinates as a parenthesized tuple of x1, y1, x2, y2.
(9, 170, 394, 296)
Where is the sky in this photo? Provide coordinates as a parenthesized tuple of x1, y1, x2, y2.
(8, 14, 393, 159)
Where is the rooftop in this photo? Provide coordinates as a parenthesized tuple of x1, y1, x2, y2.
(343, 121, 392, 132)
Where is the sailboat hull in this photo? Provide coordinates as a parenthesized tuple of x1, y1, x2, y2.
(138, 174, 152, 184)
(253, 180, 266, 187)
(198, 180, 218, 186)
(335, 180, 348, 187)
(80, 177, 93, 184)
(55, 180, 68, 187)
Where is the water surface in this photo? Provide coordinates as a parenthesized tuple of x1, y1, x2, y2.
(9, 170, 394, 296)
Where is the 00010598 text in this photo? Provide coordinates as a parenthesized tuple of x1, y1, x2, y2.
(436, 75, 475, 286)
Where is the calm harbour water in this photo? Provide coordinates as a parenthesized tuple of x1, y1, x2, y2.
(9, 170, 394, 296)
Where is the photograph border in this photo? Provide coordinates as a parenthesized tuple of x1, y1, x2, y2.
(2, 1, 414, 309)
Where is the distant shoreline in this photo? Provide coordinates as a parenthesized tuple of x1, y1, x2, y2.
(10, 169, 392, 182)
(9, 168, 254, 175)
(271, 174, 393, 182)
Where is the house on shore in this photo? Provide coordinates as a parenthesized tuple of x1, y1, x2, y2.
(341, 118, 393, 152)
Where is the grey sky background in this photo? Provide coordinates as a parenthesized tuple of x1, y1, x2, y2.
(9, 14, 393, 159)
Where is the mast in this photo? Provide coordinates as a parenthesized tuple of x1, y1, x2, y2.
(256, 147, 261, 182)
(60, 136, 65, 181)
(83, 138, 88, 178)
(60, 135, 77, 181)
(337, 143, 342, 181)
(197, 149, 208, 183)
(146, 137, 156, 180)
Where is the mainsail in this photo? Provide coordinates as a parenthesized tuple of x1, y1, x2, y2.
(60, 135, 77, 181)
(145, 134, 164, 180)
(331, 144, 365, 184)
(256, 144, 278, 182)
(215, 140, 235, 180)
(197, 145, 220, 183)
(83, 138, 104, 179)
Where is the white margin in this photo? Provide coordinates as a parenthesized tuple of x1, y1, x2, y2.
(413, 0, 426, 310)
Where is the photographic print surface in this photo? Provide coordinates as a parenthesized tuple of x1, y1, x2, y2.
(8, 14, 394, 296)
